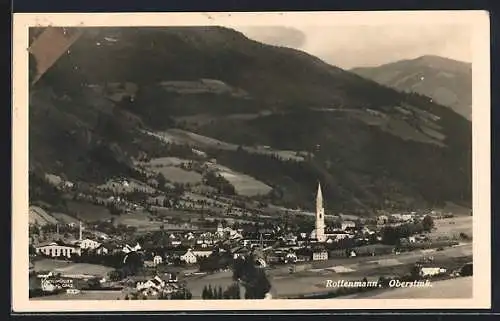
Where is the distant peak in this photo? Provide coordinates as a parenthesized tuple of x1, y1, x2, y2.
(414, 55, 470, 65)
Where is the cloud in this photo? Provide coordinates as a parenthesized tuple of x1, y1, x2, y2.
(236, 24, 471, 69)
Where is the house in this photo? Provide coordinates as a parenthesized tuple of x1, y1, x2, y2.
(170, 240, 182, 246)
(285, 252, 297, 263)
(420, 267, 447, 277)
(296, 254, 311, 262)
(78, 238, 102, 250)
(180, 249, 198, 264)
(312, 249, 329, 261)
(326, 232, 352, 241)
(94, 244, 110, 255)
(377, 215, 388, 225)
(136, 275, 165, 292)
(153, 255, 163, 266)
(35, 241, 81, 258)
(191, 248, 213, 258)
(122, 243, 142, 254)
(401, 214, 413, 222)
(341, 221, 356, 231)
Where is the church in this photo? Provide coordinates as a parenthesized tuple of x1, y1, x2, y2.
(309, 182, 353, 243)
(309, 182, 327, 242)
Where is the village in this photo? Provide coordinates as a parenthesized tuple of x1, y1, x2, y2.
(29, 167, 473, 300)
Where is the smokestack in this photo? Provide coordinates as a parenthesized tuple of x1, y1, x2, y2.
(79, 221, 83, 241)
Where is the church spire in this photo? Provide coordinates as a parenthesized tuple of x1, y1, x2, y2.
(317, 182, 323, 206)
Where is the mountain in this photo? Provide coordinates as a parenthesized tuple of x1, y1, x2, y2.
(350, 55, 472, 120)
(29, 27, 472, 215)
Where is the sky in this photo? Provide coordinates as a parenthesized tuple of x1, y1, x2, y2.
(235, 25, 471, 69)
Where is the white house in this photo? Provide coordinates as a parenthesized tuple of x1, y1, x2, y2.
(79, 238, 102, 250)
(191, 248, 213, 258)
(36, 242, 82, 258)
(136, 275, 165, 292)
(401, 214, 414, 222)
(341, 221, 356, 230)
(326, 232, 352, 241)
(94, 244, 110, 255)
(180, 249, 198, 264)
(377, 215, 389, 225)
(153, 255, 163, 266)
(122, 243, 142, 254)
(420, 267, 447, 277)
(312, 250, 328, 261)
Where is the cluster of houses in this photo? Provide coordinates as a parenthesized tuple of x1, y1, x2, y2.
(122, 274, 185, 298)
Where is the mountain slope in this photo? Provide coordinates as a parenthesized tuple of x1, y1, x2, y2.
(351, 55, 472, 120)
(29, 27, 472, 214)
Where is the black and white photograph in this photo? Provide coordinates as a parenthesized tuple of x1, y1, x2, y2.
(12, 11, 491, 311)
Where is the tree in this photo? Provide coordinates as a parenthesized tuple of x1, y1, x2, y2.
(233, 255, 271, 299)
(207, 285, 214, 299)
(202, 285, 209, 300)
(157, 173, 167, 190)
(217, 286, 223, 299)
(422, 215, 434, 232)
(108, 269, 124, 281)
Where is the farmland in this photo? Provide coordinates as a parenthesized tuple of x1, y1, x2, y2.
(210, 164, 272, 197)
(65, 200, 114, 222)
(340, 276, 473, 299)
(29, 206, 58, 226)
(184, 243, 472, 299)
(32, 258, 114, 277)
(428, 216, 472, 240)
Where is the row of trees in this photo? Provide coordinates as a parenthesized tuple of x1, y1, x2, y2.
(201, 283, 240, 299)
(380, 216, 434, 245)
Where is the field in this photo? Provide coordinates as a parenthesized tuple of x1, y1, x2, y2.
(32, 259, 114, 277)
(29, 206, 58, 226)
(140, 157, 203, 185)
(65, 200, 114, 222)
(157, 167, 203, 184)
(150, 129, 306, 161)
(212, 164, 272, 197)
(340, 276, 473, 299)
(184, 243, 472, 299)
(50, 212, 80, 225)
(429, 216, 472, 240)
(113, 211, 156, 229)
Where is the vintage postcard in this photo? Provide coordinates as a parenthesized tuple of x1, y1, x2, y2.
(12, 11, 490, 312)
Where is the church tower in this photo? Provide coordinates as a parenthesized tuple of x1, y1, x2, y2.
(315, 182, 326, 242)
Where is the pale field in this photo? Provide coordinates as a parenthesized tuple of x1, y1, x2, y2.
(50, 212, 80, 225)
(113, 211, 155, 228)
(32, 259, 114, 277)
(65, 200, 114, 222)
(156, 167, 203, 185)
(215, 166, 272, 197)
(146, 157, 189, 167)
(340, 276, 473, 299)
(185, 243, 472, 299)
(428, 216, 473, 240)
(29, 206, 58, 226)
(152, 129, 306, 161)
